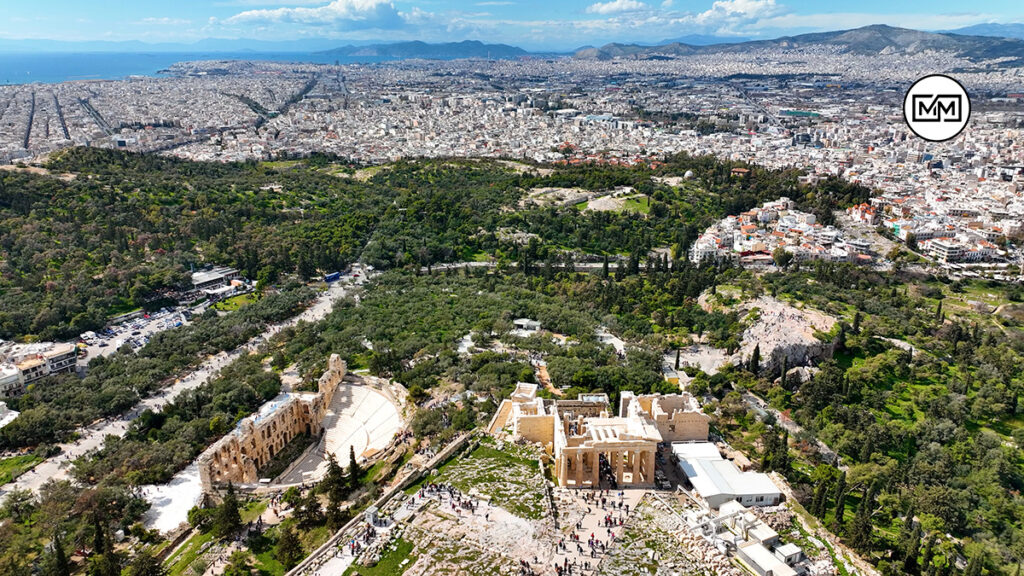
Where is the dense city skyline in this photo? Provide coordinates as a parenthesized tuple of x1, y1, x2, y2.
(2, 0, 1024, 50)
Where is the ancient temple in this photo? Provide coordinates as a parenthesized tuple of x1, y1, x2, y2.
(491, 384, 709, 488)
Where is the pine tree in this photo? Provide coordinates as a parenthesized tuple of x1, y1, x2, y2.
(348, 445, 362, 489)
(214, 482, 243, 538)
(275, 526, 304, 569)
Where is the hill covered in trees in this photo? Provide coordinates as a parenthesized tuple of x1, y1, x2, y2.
(1, 148, 867, 341)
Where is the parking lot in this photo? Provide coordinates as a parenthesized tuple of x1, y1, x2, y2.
(78, 303, 207, 364)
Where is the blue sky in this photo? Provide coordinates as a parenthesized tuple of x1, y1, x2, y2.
(2, 0, 1022, 50)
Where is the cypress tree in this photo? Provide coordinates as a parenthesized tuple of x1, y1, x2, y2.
(92, 513, 106, 555)
(902, 525, 921, 575)
(849, 483, 878, 551)
(48, 530, 70, 576)
(778, 430, 790, 473)
(831, 471, 847, 532)
(323, 453, 347, 501)
(749, 343, 760, 373)
(810, 479, 829, 517)
(348, 445, 362, 489)
(920, 532, 936, 574)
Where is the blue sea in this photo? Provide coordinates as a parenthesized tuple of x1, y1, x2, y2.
(0, 51, 352, 85)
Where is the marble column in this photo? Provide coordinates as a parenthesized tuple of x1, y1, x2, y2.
(643, 450, 655, 485)
(615, 451, 624, 485)
(574, 451, 582, 487)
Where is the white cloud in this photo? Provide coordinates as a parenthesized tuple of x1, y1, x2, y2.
(226, 0, 405, 29)
(694, 0, 782, 27)
(586, 0, 648, 15)
(661, 0, 673, 7)
(475, 1, 516, 5)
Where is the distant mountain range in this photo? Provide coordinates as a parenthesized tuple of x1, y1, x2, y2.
(315, 40, 530, 61)
(2, 24, 1024, 64)
(652, 34, 752, 46)
(945, 23, 1024, 40)
(573, 24, 1024, 64)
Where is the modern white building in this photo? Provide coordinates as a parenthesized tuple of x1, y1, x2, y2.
(0, 364, 22, 399)
(0, 341, 78, 395)
(673, 442, 782, 509)
(191, 266, 241, 291)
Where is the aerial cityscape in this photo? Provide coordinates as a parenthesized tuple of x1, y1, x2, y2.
(1, 2, 1023, 576)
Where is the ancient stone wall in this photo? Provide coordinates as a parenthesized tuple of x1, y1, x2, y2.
(197, 354, 347, 492)
(514, 414, 555, 445)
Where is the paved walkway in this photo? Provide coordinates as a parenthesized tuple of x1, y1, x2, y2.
(548, 488, 646, 575)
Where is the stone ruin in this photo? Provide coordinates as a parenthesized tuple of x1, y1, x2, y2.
(197, 354, 347, 492)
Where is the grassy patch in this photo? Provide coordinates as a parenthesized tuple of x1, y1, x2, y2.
(0, 454, 44, 484)
(622, 196, 651, 214)
(213, 293, 258, 312)
(242, 500, 269, 524)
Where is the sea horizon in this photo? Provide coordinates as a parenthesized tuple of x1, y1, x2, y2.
(0, 51, 361, 85)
